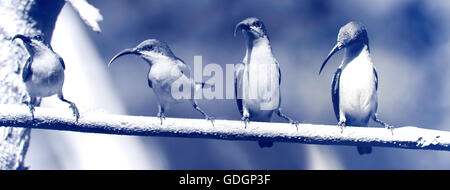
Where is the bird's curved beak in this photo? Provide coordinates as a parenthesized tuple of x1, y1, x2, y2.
(108, 48, 140, 67)
(319, 42, 344, 75)
(234, 21, 249, 37)
(12, 34, 31, 43)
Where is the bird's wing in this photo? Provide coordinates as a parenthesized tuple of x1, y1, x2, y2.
(58, 56, 65, 70)
(235, 62, 245, 115)
(331, 68, 342, 121)
(147, 78, 153, 88)
(51, 50, 65, 70)
(176, 58, 191, 78)
(275, 60, 282, 105)
(22, 57, 33, 82)
(175, 59, 207, 89)
(373, 67, 378, 90)
(274, 59, 281, 85)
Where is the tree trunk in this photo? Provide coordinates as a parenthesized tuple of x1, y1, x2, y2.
(0, 0, 65, 170)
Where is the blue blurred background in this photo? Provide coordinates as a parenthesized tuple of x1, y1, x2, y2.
(26, 0, 450, 169)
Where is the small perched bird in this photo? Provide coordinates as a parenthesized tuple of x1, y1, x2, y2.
(12, 34, 80, 121)
(319, 21, 392, 155)
(109, 39, 214, 125)
(234, 17, 299, 148)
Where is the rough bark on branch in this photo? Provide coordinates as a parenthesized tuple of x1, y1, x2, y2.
(1, 104, 449, 152)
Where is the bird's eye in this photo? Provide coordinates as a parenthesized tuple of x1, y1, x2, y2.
(255, 21, 262, 27)
(33, 35, 43, 41)
(142, 45, 153, 51)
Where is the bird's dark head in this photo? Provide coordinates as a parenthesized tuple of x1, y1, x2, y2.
(234, 17, 268, 40)
(12, 34, 48, 52)
(108, 39, 175, 66)
(319, 21, 369, 74)
(135, 39, 174, 57)
(337, 21, 369, 48)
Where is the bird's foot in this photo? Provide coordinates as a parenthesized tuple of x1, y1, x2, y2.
(373, 114, 394, 135)
(58, 94, 80, 122)
(241, 116, 250, 129)
(338, 121, 346, 134)
(206, 116, 215, 127)
(157, 113, 166, 125)
(385, 124, 394, 135)
(291, 120, 300, 132)
(27, 103, 35, 121)
(69, 104, 80, 123)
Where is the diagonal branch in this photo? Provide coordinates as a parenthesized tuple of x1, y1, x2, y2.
(1, 104, 449, 152)
(66, 0, 103, 33)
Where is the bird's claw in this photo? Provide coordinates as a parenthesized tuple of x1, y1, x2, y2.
(70, 105, 80, 123)
(206, 116, 215, 127)
(29, 108, 35, 121)
(385, 124, 394, 135)
(291, 120, 300, 131)
(157, 113, 166, 125)
(27, 103, 35, 121)
(338, 121, 345, 134)
(241, 116, 249, 128)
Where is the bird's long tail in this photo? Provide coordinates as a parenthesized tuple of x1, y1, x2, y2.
(357, 145, 372, 155)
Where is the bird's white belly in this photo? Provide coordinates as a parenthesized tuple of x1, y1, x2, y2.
(152, 81, 180, 104)
(26, 59, 64, 98)
(149, 65, 187, 104)
(339, 61, 377, 126)
(243, 63, 280, 113)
